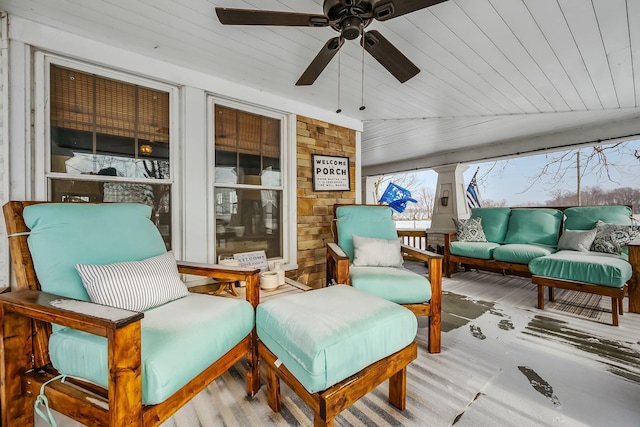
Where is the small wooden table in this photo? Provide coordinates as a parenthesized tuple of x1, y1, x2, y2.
(189, 277, 311, 302)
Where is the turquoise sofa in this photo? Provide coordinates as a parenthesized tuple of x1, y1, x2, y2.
(444, 206, 639, 325)
(445, 207, 564, 277)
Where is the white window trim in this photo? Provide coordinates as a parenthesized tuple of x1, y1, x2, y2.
(33, 51, 184, 257)
(208, 96, 297, 270)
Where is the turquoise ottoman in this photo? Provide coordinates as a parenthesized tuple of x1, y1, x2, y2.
(256, 285, 418, 426)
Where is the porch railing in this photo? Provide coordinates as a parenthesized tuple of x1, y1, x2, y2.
(397, 229, 427, 253)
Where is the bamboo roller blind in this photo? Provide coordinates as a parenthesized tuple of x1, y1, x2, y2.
(214, 105, 280, 158)
(50, 64, 170, 144)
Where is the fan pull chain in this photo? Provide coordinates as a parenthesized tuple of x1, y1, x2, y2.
(336, 48, 342, 114)
(360, 34, 366, 111)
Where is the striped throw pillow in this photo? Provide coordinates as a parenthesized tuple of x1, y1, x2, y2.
(76, 251, 190, 312)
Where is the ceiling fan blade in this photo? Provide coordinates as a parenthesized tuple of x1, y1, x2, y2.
(362, 30, 420, 83)
(216, 8, 329, 27)
(373, 0, 449, 21)
(296, 37, 344, 86)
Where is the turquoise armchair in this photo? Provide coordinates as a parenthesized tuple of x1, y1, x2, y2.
(326, 205, 442, 353)
(0, 201, 260, 426)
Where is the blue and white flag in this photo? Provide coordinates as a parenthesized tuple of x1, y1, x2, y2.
(466, 169, 481, 209)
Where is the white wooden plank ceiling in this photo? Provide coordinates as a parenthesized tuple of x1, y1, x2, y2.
(2, 0, 640, 175)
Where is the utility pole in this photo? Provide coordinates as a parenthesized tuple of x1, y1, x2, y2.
(576, 150, 582, 206)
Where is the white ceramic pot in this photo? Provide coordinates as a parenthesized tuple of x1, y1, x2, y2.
(260, 271, 279, 290)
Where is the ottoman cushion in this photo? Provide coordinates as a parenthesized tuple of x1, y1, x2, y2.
(529, 250, 631, 288)
(256, 285, 417, 393)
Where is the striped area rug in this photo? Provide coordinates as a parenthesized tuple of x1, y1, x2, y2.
(159, 319, 500, 427)
(546, 290, 605, 320)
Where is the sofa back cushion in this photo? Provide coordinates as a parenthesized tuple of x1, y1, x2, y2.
(503, 208, 563, 247)
(470, 208, 511, 243)
(563, 206, 632, 230)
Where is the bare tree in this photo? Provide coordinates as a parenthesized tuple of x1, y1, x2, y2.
(415, 187, 435, 219)
(545, 186, 640, 214)
(480, 198, 507, 207)
(372, 172, 421, 203)
(522, 142, 640, 203)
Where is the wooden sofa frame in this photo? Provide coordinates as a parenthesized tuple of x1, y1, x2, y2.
(326, 204, 443, 353)
(0, 201, 261, 427)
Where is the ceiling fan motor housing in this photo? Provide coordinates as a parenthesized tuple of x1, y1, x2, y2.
(324, 0, 374, 38)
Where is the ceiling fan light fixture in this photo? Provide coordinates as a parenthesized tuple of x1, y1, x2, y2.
(341, 16, 363, 40)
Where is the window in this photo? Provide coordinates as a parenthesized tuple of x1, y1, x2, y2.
(47, 64, 173, 248)
(213, 104, 283, 259)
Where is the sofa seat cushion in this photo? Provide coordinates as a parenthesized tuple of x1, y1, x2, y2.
(470, 208, 512, 243)
(504, 208, 563, 247)
(349, 266, 431, 304)
(450, 241, 501, 260)
(529, 250, 632, 288)
(492, 244, 556, 264)
(49, 294, 254, 405)
(256, 285, 417, 393)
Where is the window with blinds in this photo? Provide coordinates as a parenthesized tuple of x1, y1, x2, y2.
(213, 105, 283, 259)
(48, 64, 173, 249)
(214, 105, 280, 185)
(50, 64, 170, 177)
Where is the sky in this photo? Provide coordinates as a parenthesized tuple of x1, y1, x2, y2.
(397, 139, 640, 206)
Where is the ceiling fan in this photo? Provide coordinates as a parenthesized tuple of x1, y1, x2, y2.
(216, 0, 448, 86)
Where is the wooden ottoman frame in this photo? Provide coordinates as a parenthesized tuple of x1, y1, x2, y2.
(259, 340, 418, 427)
(533, 275, 628, 326)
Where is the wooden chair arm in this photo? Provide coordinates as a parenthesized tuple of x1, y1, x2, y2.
(0, 289, 143, 337)
(177, 261, 261, 308)
(326, 243, 350, 285)
(443, 232, 457, 246)
(400, 244, 443, 262)
(326, 243, 348, 260)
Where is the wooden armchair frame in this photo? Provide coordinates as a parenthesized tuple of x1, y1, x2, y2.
(0, 201, 261, 427)
(326, 204, 443, 353)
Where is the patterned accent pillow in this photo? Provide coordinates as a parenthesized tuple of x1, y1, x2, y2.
(453, 217, 487, 242)
(590, 221, 640, 255)
(76, 251, 190, 312)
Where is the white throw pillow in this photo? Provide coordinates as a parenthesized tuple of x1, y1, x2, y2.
(76, 251, 190, 312)
(557, 229, 597, 252)
(352, 234, 404, 267)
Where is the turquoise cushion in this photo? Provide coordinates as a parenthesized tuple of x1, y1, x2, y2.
(23, 203, 166, 301)
(529, 251, 632, 288)
(256, 286, 417, 393)
(564, 206, 632, 230)
(450, 241, 500, 260)
(470, 208, 511, 243)
(492, 244, 556, 264)
(49, 294, 254, 405)
(349, 266, 431, 304)
(504, 209, 563, 247)
(336, 206, 398, 261)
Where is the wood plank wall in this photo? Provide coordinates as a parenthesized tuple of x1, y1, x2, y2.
(295, 116, 356, 289)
